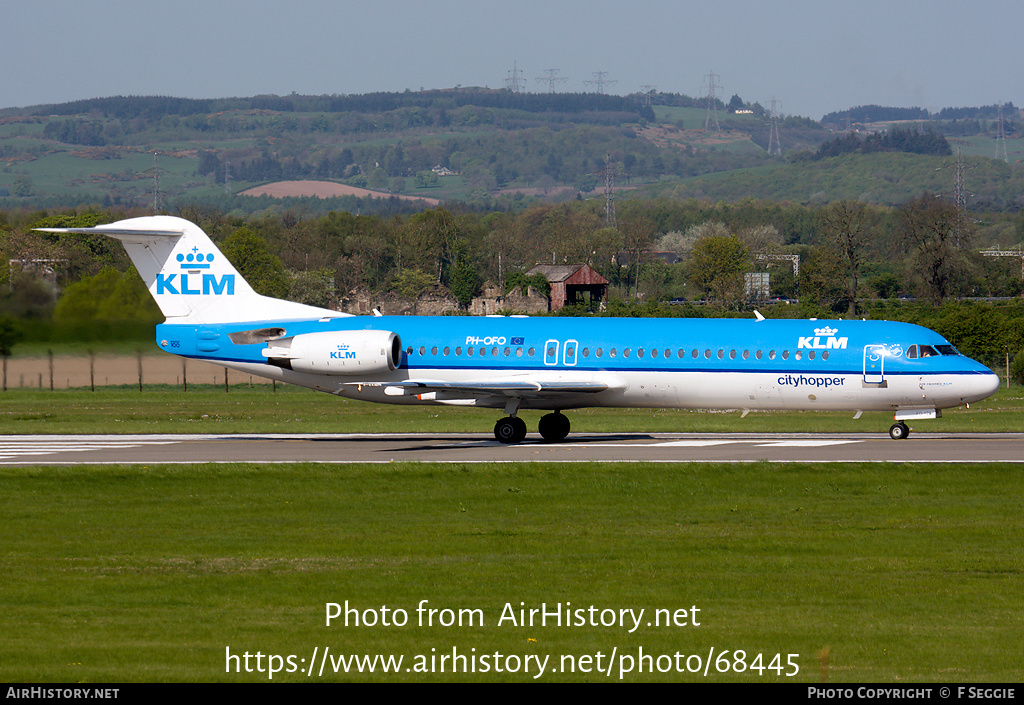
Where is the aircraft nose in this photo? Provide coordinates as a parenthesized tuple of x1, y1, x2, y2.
(969, 372, 1001, 402)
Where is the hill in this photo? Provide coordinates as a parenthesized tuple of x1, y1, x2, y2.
(0, 91, 1021, 213)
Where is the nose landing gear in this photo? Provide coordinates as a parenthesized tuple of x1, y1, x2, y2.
(889, 422, 910, 440)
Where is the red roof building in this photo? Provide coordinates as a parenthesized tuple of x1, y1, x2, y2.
(526, 264, 609, 311)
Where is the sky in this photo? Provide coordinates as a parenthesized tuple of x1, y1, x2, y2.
(4, 0, 1022, 120)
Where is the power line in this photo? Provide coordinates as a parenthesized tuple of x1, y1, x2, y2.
(702, 70, 721, 132)
(995, 103, 1009, 162)
(767, 96, 782, 156)
(505, 61, 526, 93)
(584, 71, 617, 94)
(535, 68, 568, 93)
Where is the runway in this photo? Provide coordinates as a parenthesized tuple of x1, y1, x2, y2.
(1, 432, 1023, 465)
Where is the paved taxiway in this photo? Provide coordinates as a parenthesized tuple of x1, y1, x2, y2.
(1, 432, 1023, 465)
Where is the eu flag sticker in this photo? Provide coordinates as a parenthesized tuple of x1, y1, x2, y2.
(511, 337, 525, 346)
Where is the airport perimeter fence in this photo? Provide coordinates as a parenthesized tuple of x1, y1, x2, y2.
(1, 351, 273, 392)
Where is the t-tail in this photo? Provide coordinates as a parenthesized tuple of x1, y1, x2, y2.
(37, 215, 346, 324)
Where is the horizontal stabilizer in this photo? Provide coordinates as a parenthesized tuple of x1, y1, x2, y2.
(36, 216, 346, 324)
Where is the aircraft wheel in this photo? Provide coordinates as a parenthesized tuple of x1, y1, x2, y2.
(889, 422, 910, 440)
(494, 416, 527, 444)
(538, 412, 571, 442)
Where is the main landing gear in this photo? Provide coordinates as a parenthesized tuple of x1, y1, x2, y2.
(493, 411, 571, 444)
(889, 422, 910, 440)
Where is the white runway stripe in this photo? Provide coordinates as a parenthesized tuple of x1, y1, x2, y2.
(0, 439, 177, 461)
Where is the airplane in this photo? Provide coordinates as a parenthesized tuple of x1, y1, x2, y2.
(38, 215, 1001, 443)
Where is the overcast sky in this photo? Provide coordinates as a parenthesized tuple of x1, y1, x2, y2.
(4, 0, 1021, 119)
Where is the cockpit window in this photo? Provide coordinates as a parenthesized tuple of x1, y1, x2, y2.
(909, 343, 952, 359)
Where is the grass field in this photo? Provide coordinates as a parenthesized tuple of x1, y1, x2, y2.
(0, 384, 1020, 435)
(2, 461, 1022, 682)
(1, 387, 1022, 682)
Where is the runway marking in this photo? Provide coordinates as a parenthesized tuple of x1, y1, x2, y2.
(755, 440, 860, 447)
(563, 439, 863, 449)
(0, 439, 177, 461)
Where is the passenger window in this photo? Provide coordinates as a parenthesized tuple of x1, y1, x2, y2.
(456, 347, 463, 356)
(582, 348, 589, 358)
(782, 350, 789, 360)
(504, 347, 510, 357)
(742, 350, 750, 360)
(705, 349, 712, 359)
(624, 348, 631, 358)
(516, 348, 523, 357)
(650, 348, 658, 358)
(717, 349, 724, 359)
(638, 348, 645, 358)
(729, 349, 737, 359)
(755, 350, 762, 360)
(443, 347, 450, 356)
(467, 347, 474, 356)
(431, 346, 438, 355)
(822, 351, 829, 360)
(491, 347, 498, 356)
(419, 346, 425, 355)
(596, 348, 603, 358)
(528, 348, 535, 357)
(692, 350, 699, 359)
(610, 348, 617, 358)
(768, 350, 776, 360)
(795, 351, 802, 360)
(808, 351, 815, 360)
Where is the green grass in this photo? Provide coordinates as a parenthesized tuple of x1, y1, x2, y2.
(1, 461, 1022, 682)
(2, 386, 1021, 682)
(0, 384, 1020, 435)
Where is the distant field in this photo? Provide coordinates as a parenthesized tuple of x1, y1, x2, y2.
(240, 180, 440, 205)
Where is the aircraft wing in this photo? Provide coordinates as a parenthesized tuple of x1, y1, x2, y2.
(381, 379, 612, 397)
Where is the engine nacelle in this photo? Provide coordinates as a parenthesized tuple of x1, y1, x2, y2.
(263, 330, 401, 375)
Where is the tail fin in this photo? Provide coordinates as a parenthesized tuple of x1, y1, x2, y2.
(37, 215, 347, 324)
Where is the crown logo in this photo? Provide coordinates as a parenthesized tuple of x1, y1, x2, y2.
(177, 247, 214, 269)
(814, 326, 837, 336)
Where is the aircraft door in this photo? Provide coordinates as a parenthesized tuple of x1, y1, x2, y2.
(544, 339, 559, 366)
(563, 339, 578, 367)
(863, 344, 888, 387)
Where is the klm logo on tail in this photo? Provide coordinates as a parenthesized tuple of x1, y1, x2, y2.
(156, 248, 235, 296)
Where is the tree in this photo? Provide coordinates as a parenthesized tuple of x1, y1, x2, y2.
(288, 269, 335, 308)
(219, 228, 289, 298)
(822, 200, 873, 314)
(896, 193, 971, 304)
(687, 233, 749, 308)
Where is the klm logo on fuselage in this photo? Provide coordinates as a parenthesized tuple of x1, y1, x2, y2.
(797, 326, 848, 350)
(156, 273, 235, 296)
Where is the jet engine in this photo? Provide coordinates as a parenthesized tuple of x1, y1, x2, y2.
(263, 330, 401, 375)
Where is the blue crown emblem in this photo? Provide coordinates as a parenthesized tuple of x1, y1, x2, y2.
(177, 247, 215, 269)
